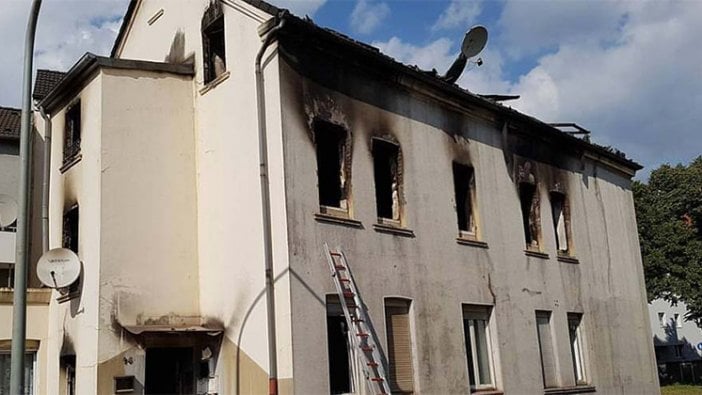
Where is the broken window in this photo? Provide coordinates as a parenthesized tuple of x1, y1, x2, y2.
(372, 139, 401, 222)
(453, 162, 477, 237)
(567, 313, 587, 385)
(202, 0, 226, 84)
(535, 311, 558, 388)
(314, 121, 349, 212)
(463, 305, 496, 391)
(61, 355, 76, 395)
(519, 182, 540, 250)
(550, 192, 570, 254)
(385, 298, 414, 394)
(326, 296, 355, 394)
(62, 205, 80, 293)
(63, 100, 81, 163)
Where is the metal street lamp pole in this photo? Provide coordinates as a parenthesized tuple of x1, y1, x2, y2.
(10, 0, 42, 393)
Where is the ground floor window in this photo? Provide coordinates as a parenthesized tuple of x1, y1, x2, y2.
(327, 295, 355, 394)
(0, 352, 35, 395)
(462, 305, 496, 391)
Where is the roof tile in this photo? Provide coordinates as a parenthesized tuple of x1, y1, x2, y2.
(0, 107, 21, 140)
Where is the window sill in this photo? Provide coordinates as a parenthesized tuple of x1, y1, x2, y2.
(544, 385, 596, 394)
(457, 238, 489, 249)
(557, 255, 579, 264)
(373, 223, 415, 237)
(60, 153, 82, 174)
(199, 71, 230, 95)
(524, 249, 549, 259)
(472, 389, 503, 395)
(314, 213, 363, 228)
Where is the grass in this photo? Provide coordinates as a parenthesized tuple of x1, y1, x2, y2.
(661, 384, 702, 395)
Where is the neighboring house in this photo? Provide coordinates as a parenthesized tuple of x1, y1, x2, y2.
(650, 298, 702, 384)
(0, 70, 64, 394)
(1, 0, 658, 394)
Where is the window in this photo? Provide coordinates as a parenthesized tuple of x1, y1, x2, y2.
(453, 162, 478, 238)
(463, 305, 496, 391)
(658, 312, 666, 327)
(674, 313, 683, 328)
(201, 0, 226, 84)
(674, 345, 683, 358)
(61, 355, 76, 395)
(550, 192, 571, 254)
(385, 298, 414, 394)
(314, 121, 350, 213)
(372, 139, 401, 223)
(63, 101, 81, 163)
(519, 182, 540, 250)
(567, 313, 587, 385)
(62, 205, 80, 293)
(535, 311, 558, 388)
(0, 352, 35, 395)
(326, 296, 355, 394)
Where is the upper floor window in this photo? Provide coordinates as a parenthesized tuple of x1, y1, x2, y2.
(372, 138, 402, 224)
(314, 120, 350, 215)
(453, 162, 478, 239)
(202, 0, 226, 84)
(63, 100, 81, 163)
(63, 205, 79, 254)
(550, 191, 572, 255)
(518, 162, 540, 251)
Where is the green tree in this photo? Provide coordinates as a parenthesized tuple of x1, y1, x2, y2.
(634, 156, 702, 322)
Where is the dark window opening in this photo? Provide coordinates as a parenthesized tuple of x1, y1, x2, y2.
(372, 139, 401, 221)
(145, 347, 195, 395)
(327, 297, 353, 394)
(315, 121, 348, 210)
(550, 192, 570, 254)
(202, 1, 226, 84)
(63, 205, 80, 293)
(61, 355, 76, 395)
(519, 182, 539, 249)
(63, 101, 81, 163)
(453, 162, 476, 235)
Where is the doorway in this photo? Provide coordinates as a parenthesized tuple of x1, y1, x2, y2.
(145, 347, 194, 394)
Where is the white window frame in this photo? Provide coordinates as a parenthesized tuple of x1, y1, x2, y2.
(674, 313, 683, 328)
(658, 312, 666, 327)
(463, 306, 496, 391)
(568, 314, 587, 385)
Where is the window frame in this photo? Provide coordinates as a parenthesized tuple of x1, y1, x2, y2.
(550, 191, 573, 256)
(453, 162, 479, 240)
(63, 100, 81, 165)
(201, 0, 226, 85)
(313, 120, 352, 217)
(535, 310, 558, 389)
(325, 295, 358, 395)
(567, 313, 587, 385)
(384, 297, 414, 394)
(462, 305, 497, 392)
(372, 137, 403, 225)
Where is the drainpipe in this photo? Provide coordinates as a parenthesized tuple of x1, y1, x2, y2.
(255, 13, 286, 395)
(39, 106, 50, 253)
(10, 0, 42, 393)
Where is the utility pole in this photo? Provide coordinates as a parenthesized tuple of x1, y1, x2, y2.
(10, 0, 42, 393)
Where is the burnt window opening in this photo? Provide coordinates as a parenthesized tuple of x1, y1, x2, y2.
(372, 139, 401, 221)
(315, 121, 349, 211)
(326, 296, 354, 394)
(550, 191, 570, 254)
(61, 355, 76, 395)
(202, 0, 226, 84)
(63, 205, 80, 293)
(453, 162, 477, 236)
(519, 182, 540, 250)
(63, 101, 81, 163)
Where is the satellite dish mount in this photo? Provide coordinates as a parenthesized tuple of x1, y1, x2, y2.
(442, 25, 488, 84)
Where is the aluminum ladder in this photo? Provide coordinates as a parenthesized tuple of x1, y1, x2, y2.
(324, 244, 391, 395)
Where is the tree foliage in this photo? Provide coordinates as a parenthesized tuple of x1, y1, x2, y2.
(633, 156, 702, 322)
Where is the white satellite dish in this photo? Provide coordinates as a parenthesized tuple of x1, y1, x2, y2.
(442, 25, 489, 84)
(36, 248, 81, 289)
(0, 194, 18, 228)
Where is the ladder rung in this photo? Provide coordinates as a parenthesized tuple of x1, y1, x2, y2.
(360, 345, 373, 352)
(330, 251, 342, 256)
(356, 332, 369, 337)
(367, 362, 379, 367)
(370, 377, 384, 382)
(343, 291, 355, 297)
(339, 278, 351, 282)
(351, 317, 364, 322)
(334, 265, 346, 271)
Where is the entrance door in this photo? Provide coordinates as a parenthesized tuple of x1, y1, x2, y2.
(145, 347, 194, 395)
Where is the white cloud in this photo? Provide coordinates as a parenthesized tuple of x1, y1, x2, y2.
(0, 0, 129, 107)
(350, 0, 390, 35)
(273, 0, 326, 17)
(432, 0, 482, 31)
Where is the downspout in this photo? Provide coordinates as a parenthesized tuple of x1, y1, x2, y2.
(10, 0, 42, 393)
(255, 13, 286, 395)
(39, 106, 51, 253)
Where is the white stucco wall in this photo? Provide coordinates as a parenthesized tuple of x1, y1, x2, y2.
(650, 298, 702, 362)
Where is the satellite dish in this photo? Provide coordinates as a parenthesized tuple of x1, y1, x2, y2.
(442, 25, 489, 84)
(0, 194, 18, 228)
(36, 248, 81, 289)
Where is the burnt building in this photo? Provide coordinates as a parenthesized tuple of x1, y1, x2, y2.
(4, 0, 658, 394)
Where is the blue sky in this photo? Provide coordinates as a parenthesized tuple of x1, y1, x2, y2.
(1, 0, 700, 180)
